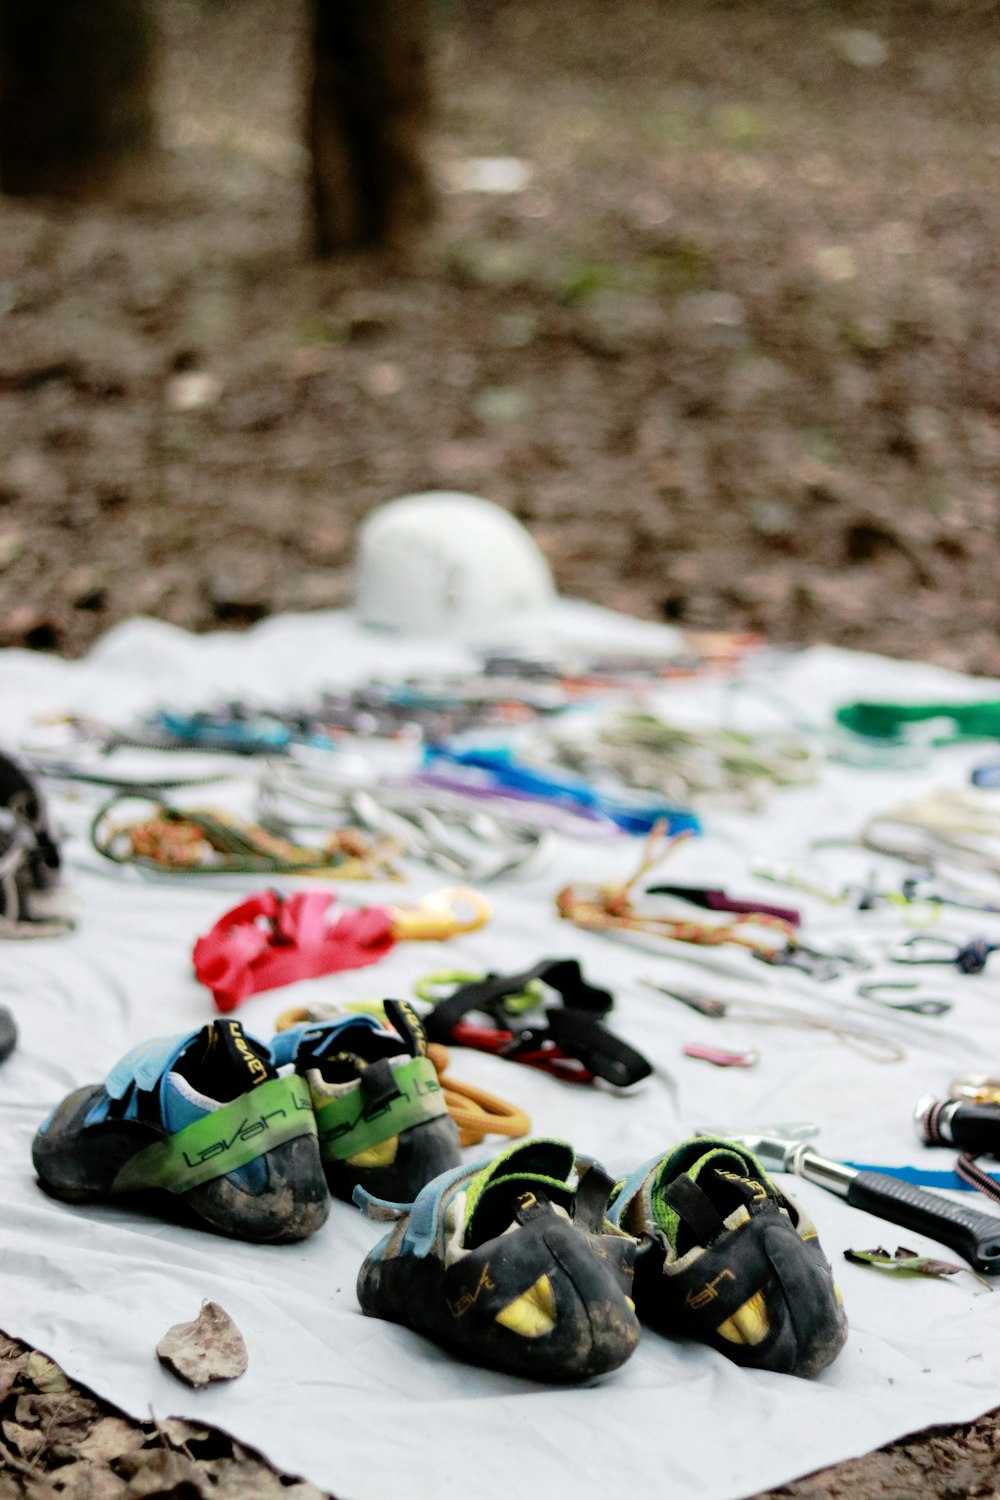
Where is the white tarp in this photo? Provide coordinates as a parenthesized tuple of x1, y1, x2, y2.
(2, 602, 1000, 1500)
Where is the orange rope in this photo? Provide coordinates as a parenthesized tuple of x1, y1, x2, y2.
(556, 820, 795, 953)
(427, 1043, 530, 1147)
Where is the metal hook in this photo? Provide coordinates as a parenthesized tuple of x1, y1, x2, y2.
(856, 982, 952, 1017)
(753, 940, 861, 982)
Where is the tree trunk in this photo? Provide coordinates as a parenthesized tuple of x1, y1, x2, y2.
(0, 0, 157, 198)
(307, 0, 434, 255)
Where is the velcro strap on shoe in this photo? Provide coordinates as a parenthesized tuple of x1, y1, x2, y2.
(572, 1161, 617, 1232)
(664, 1174, 728, 1245)
(313, 1055, 447, 1161)
(360, 1056, 401, 1111)
(465, 1173, 574, 1245)
(109, 1074, 316, 1195)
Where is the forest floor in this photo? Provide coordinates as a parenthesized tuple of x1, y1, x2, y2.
(2, 0, 1000, 1495)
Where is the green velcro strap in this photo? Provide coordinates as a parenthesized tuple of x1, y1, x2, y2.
(314, 1055, 447, 1162)
(110, 1074, 316, 1196)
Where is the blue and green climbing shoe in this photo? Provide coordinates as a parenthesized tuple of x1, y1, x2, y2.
(32, 1018, 329, 1242)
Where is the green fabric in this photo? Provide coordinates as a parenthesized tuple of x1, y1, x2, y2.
(836, 700, 1000, 744)
(313, 1055, 447, 1162)
(110, 1074, 316, 1195)
(651, 1140, 774, 1247)
(461, 1138, 575, 1230)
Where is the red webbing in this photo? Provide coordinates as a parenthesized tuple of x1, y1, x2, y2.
(193, 889, 395, 1012)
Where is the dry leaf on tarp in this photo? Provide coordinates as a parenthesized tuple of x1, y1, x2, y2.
(845, 1244, 994, 1290)
(156, 1302, 248, 1389)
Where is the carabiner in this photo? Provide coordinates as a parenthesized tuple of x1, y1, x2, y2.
(388, 888, 492, 941)
(856, 982, 952, 1017)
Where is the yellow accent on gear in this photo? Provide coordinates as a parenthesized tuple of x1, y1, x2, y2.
(715, 1290, 770, 1346)
(347, 1135, 400, 1168)
(495, 1274, 558, 1338)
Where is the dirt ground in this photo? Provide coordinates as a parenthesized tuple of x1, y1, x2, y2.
(3, 0, 1000, 1495)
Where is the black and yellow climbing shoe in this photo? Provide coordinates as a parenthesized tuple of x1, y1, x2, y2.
(32, 1018, 329, 1243)
(355, 1137, 640, 1382)
(609, 1137, 847, 1377)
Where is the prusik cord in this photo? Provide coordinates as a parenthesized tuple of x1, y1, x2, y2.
(557, 822, 795, 954)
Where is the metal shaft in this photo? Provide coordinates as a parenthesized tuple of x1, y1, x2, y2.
(787, 1143, 857, 1197)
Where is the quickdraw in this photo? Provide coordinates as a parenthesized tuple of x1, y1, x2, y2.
(539, 710, 821, 809)
(644, 980, 906, 1063)
(258, 759, 547, 882)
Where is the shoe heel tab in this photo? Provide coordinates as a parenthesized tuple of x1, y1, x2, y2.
(353, 1184, 411, 1222)
(383, 998, 429, 1057)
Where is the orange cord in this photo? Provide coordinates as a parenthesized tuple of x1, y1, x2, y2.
(556, 819, 795, 952)
(427, 1043, 531, 1147)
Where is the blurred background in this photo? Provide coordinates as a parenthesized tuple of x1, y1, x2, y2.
(1, 0, 998, 669)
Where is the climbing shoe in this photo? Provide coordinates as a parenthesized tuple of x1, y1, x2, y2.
(271, 1000, 461, 1203)
(356, 1137, 641, 1381)
(609, 1137, 847, 1378)
(32, 1018, 329, 1243)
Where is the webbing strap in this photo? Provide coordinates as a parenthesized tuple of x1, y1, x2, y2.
(313, 1055, 447, 1161)
(110, 1074, 316, 1195)
(425, 958, 612, 1038)
(193, 890, 396, 1012)
(424, 959, 651, 1088)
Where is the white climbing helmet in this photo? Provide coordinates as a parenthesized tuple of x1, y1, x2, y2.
(354, 491, 556, 635)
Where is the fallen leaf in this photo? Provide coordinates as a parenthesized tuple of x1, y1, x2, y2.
(23, 1351, 70, 1392)
(116, 1444, 210, 1497)
(44, 1460, 127, 1500)
(156, 1302, 248, 1389)
(0, 1355, 26, 1401)
(153, 1418, 212, 1449)
(210, 1460, 289, 1500)
(77, 1415, 147, 1462)
(844, 1245, 993, 1290)
(15, 1392, 97, 1428)
(2, 1417, 46, 1457)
